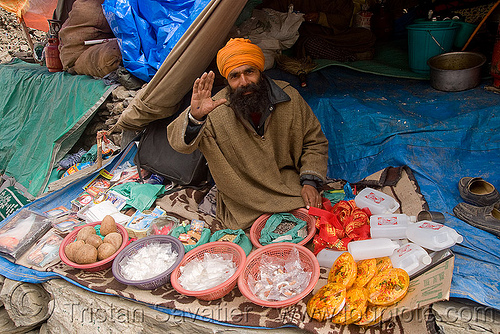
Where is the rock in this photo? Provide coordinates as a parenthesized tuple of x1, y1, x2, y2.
(0, 307, 39, 334)
(112, 86, 130, 101)
(0, 278, 52, 327)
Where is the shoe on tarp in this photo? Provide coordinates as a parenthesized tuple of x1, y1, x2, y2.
(453, 201, 500, 237)
(458, 177, 500, 207)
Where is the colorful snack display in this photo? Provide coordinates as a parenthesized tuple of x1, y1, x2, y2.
(332, 286, 368, 325)
(353, 258, 377, 287)
(375, 256, 393, 273)
(367, 268, 410, 306)
(306, 283, 346, 321)
(327, 252, 357, 288)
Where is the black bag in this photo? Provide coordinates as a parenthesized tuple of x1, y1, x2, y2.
(134, 117, 209, 187)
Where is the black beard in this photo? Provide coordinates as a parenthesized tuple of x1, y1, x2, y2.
(229, 77, 269, 119)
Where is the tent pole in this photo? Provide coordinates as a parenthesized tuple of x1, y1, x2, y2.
(19, 15, 35, 56)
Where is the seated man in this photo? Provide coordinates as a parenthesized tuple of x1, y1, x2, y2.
(259, 0, 376, 61)
(168, 38, 329, 230)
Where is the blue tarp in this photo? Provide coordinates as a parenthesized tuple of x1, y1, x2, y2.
(102, 0, 211, 82)
(1, 63, 499, 315)
(267, 66, 500, 310)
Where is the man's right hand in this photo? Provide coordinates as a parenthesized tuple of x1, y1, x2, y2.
(190, 71, 227, 120)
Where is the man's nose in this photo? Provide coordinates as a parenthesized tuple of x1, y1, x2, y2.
(238, 74, 250, 86)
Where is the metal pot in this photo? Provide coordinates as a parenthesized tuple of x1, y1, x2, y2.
(427, 52, 486, 92)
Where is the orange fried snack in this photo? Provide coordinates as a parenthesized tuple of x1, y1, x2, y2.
(375, 256, 392, 273)
(353, 258, 377, 287)
(306, 283, 346, 321)
(367, 268, 410, 306)
(354, 305, 386, 326)
(332, 286, 368, 325)
(327, 252, 357, 288)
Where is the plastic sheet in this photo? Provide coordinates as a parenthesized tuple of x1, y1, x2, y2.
(266, 66, 500, 310)
(102, 0, 211, 82)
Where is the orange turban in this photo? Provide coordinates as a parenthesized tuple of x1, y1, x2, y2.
(216, 38, 265, 79)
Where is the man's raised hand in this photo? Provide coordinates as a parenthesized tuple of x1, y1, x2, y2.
(190, 71, 227, 120)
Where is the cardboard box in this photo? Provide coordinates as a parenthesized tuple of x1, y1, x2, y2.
(381, 248, 454, 321)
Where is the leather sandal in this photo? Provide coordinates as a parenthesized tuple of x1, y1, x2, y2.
(453, 202, 500, 237)
(458, 177, 500, 207)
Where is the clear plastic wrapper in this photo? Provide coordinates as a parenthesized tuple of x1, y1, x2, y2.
(178, 253, 236, 291)
(26, 231, 63, 267)
(248, 247, 312, 301)
(0, 209, 52, 261)
(119, 242, 179, 281)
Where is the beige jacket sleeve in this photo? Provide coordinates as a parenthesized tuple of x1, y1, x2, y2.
(167, 107, 205, 154)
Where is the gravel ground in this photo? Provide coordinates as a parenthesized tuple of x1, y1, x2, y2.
(0, 7, 46, 64)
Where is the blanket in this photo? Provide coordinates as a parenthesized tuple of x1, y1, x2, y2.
(9, 165, 430, 333)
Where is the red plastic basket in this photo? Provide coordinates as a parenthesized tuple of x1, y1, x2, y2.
(249, 208, 317, 248)
(170, 241, 247, 301)
(237, 243, 320, 308)
(59, 222, 129, 272)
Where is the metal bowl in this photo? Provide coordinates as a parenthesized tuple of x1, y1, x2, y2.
(427, 52, 486, 92)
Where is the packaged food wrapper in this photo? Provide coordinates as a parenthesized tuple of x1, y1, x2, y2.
(0, 209, 52, 261)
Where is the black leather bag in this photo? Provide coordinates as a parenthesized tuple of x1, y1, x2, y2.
(134, 117, 209, 187)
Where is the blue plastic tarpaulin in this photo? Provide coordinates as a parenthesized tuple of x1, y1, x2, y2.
(102, 0, 212, 82)
(267, 66, 500, 310)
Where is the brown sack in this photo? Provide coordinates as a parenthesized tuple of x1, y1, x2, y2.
(59, 0, 117, 73)
(73, 39, 121, 77)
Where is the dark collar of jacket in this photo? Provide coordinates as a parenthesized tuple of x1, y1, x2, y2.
(264, 74, 292, 105)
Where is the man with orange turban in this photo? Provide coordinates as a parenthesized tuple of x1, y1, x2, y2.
(168, 38, 328, 230)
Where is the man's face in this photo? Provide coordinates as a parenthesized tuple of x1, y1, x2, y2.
(227, 65, 268, 117)
(227, 65, 261, 92)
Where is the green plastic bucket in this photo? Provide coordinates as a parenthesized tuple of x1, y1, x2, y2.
(407, 22, 458, 73)
(453, 21, 477, 49)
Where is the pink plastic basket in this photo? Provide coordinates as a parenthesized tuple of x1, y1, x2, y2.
(237, 243, 320, 308)
(170, 241, 247, 301)
(249, 208, 317, 248)
(59, 222, 129, 272)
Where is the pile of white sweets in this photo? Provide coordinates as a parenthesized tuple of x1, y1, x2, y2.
(120, 242, 178, 280)
(178, 253, 236, 291)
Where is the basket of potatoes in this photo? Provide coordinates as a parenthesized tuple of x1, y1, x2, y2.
(59, 215, 129, 272)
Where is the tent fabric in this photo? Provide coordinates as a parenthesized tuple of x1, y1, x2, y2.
(0, 59, 115, 197)
(265, 66, 500, 310)
(112, 0, 248, 132)
(0, 0, 58, 31)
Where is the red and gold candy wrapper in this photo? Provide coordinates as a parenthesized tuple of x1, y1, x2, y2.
(328, 252, 357, 289)
(367, 268, 410, 306)
(307, 283, 346, 321)
(353, 258, 377, 287)
(332, 286, 368, 324)
(309, 200, 370, 254)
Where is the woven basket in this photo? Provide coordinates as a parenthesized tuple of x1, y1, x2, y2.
(59, 222, 129, 272)
(170, 241, 247, 301)
(111, 235, 184, 290)
(238, 243, 320, 308)
(249, 208, 317, 248)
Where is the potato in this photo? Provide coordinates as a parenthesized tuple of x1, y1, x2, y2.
(76, 226, 96, 242)
(100, 215, 117, 236)
(65, 240, 85, 263)
(103, 232, 122, 250)
(97, 243, 117, 261)
(73, 244, 98, 264)
(86, 234, 103, 249)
